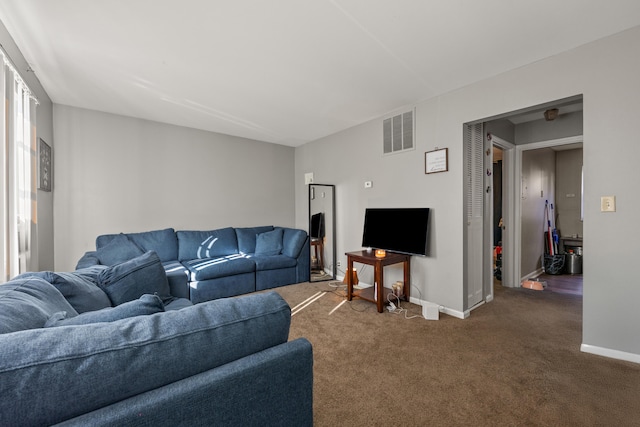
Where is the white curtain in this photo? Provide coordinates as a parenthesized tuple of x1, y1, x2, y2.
(0, 54, 38, 282)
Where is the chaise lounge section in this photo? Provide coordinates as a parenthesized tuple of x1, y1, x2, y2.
(0, 268, 313, 426)
(76, 226, 310, 304)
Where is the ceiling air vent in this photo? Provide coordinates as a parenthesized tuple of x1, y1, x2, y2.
(383, 110, 414, 154)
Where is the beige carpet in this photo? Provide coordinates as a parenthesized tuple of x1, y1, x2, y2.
(272, 281, 640, 426)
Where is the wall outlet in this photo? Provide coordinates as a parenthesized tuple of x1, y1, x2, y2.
(336, 261, 341, 267)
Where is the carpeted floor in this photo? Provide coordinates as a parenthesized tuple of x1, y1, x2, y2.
(272, 281, 640, 426)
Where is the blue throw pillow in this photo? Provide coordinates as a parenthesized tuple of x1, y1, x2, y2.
(0, 277, 79, 334)
(96, 233, 144, 265)
(235, 226, 274, 254)
(15, 270, 112, 314)
(255, 228, 284, 256)
(97, 251, 172, 306)
(44, 294, 165, 327)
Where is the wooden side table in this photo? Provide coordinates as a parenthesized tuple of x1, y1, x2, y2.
(345, 250, 410, 313)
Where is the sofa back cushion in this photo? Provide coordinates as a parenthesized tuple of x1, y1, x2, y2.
(0, 277, 79, 334)
(14, 270, 111, 314)
(177, 227, 238, 261)
(97, 251, 172, 305)
(97, 228, 178, 263)
(235, 226, 274, 254)
(0, 291, 291, 426)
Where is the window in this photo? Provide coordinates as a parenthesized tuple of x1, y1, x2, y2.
(0, 48, 38, 283)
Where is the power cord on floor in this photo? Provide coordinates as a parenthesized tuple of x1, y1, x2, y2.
(386, 293, 422, 319)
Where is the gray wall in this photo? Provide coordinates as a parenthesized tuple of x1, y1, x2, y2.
(556, 148, 583, 239)
(516, 111, 583, 144)
(53, 105, 295, 271)
(0, 20, 55, 271)
(295, 26, 640, 361)
(520, 148, 556, 275)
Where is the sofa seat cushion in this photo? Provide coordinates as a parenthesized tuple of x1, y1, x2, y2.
(97, 228, 179, 263)
(251, 254, 297, 271)
(97, 251, 172, 305)
(0, 292, 291, 426)
(45, 294, 165, 327)
(177, 228, 239, 261)
(0, 277, 79, 334)
(183, 255, 255, 281)
(15, 270, 112, 314)
(235, 226, 274, 254)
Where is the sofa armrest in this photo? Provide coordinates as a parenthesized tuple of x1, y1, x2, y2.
(0, 292, 292, 426)
(54, 338, 314, 427)
(75, 251, 101, 269)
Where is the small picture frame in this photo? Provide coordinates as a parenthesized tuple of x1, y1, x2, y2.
(425, 148, 448, 174)
(39, 138, 52, 192)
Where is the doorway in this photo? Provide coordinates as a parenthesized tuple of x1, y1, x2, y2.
(464, 95, 584, 312)
(515, 136, 583, 290)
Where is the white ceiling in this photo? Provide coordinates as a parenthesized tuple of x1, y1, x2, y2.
(1, 1, 639, 147)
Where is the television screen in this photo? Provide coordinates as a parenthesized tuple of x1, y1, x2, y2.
(361, 208, 430, 256)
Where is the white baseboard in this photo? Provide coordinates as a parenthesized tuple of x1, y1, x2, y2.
(445, 307, 468, 319)
(581, 344, 640, 364)
(521, 268, 544, 282)
(409, 297, 467, 319)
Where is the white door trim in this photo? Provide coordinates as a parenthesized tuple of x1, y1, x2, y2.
(488, 134, 516, 288)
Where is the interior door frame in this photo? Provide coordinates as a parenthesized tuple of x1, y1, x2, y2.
(487, 134, 516, 289)
(513, 135, 583, 283)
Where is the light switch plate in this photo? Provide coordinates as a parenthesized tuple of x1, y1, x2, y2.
(304, 173, 314, 185)
(601, 196, 616, 212)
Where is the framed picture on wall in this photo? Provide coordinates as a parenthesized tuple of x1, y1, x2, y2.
(39, 138, 52, 192)
(425, 147, 448, 174)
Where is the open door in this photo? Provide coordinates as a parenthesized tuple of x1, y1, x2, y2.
(464, 123, 484, 309)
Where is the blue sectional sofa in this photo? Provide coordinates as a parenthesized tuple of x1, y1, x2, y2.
(0, 264, 314, 426)
(76, 226, 310, 304)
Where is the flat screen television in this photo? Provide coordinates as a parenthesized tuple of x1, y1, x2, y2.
(310, 212, 325, 239)
(361, 208, 430, 256)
